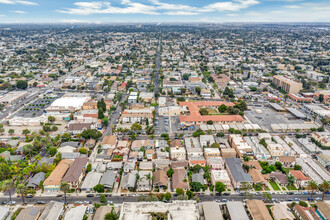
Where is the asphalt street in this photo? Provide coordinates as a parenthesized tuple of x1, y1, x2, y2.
(1, 193, 328, 205)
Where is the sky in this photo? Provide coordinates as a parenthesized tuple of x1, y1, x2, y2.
(0, 0, 330, 23)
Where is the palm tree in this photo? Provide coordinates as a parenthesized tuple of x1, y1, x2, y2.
(318, 181, 329, 201)
(321, 118, 329, 129)
(1, 180, 14, 203)
(307, 181, 318, 200)
(16, 184, 27, 204)
(287, 175, 295, 189)
(284, 94, 289, 106)
(60, 182, 71, 205)
(313, 113, 317, 123)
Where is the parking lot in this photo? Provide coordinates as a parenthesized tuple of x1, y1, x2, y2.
(245, 106, 305, 130)
(16, 94, 61, 118)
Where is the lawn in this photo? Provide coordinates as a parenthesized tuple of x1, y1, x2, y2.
(286, 184, 297, 190)
(269, 181, 281, 191)
(283, 168, 293, 174)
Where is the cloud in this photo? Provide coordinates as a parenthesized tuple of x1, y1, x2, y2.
(0, 0, 37, 5)
(60, 19, 89, 23)
(58, 0, 259, 15)
(164, 11, 199, 15)
(285, 5, 301, 8)
(11, 10, 26, 13)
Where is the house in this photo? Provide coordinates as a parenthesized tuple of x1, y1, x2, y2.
(62, 157, 89, 188)
(293, 205, 320, 220)
(43, 159, 73, 192)
(85, 139, 96, 148)
(200, 135, 215, 147)
(172, 168, 188, 190)
(153, 170, 168, 188)
(315, 202, 330, 220)
(121, 171, 137, 190)
(170, 139, 183, 148)
(67, 122, 93, 134)
(101, 135, 117, 149)
(99, 171, 116, 189)
(317, 154, 330, 170)
(38, 201, 64, 220)
(225, 157, 253, 189)
(16, 207, 44, 220)
(278, 156, 296, 167)
(269, 172, 288, 185)
(123, 161, 136, 172)
(139, 161, 153, 170)
(270, 203, 295, 220)
(80, 171, 102, 191)
(27, 172, 45, 188)
(137, 171, 152, 191)
(289, 170, 311, 187)
(191, 173, 205, 185)
(246, 200, 272, 220)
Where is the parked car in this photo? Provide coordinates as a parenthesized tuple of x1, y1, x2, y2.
(35, 201, 46, 205)
(87, 194, 94, 197)
(26, 195, 33, 198)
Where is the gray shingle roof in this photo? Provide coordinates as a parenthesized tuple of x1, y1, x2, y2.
(225, 157, 253, 183)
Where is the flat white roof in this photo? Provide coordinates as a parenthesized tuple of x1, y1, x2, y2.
(50, 97, 89, 108)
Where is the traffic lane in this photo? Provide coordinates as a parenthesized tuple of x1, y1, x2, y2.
(1, 194, 328, 205)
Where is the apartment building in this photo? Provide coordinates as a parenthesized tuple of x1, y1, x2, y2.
(272, 75, 303, 93)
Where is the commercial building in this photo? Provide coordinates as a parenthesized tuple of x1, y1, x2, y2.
(179, 101, 243, 126)
(272, 75, 303, 93)
(119, 201, 200, 220)
(46, 96, 89, 113)
(0, 91, 28, 105)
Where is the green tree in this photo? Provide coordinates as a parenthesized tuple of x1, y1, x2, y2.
(100, 194, 107, 203)
(93, 184, 105, 193)
(104, 211, 119, 220)
(81, 129, 102, 139)
(8, 129, 14, 135)
(60, 182, 70, 205)
(61, 133, 71, 141)
(48, 116, 55, 123)
(0, 124, 5, 134)
(218, 104, 227, 113)
(167, 168, 174, 177)
(319, 94, 324, 103)
(0, 163, 11, 181)
(16, 183, 27, 204)
(321, 118, 329, 129)
(195, 87, 201, 95)
(318, 181, 329, 201)
(47, 147, 57, 156)
(102, 117, 109, 127)
(97, 98, 107, 112)
(22, 129, 30, 136)
(186, 190, 194, 199)
(215, 182, 226, 194)
(307, 181, 318, 200)
(164, 192, 172, 201)
(98, 108, 105, 119)
(16, 80, 28, 89)
(131, 123, 142, 134)
(2, 179, 14, 203)
(199, 108, 208, 115)
(79, 148, 88, 154)
(176, 188, 184, 196)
